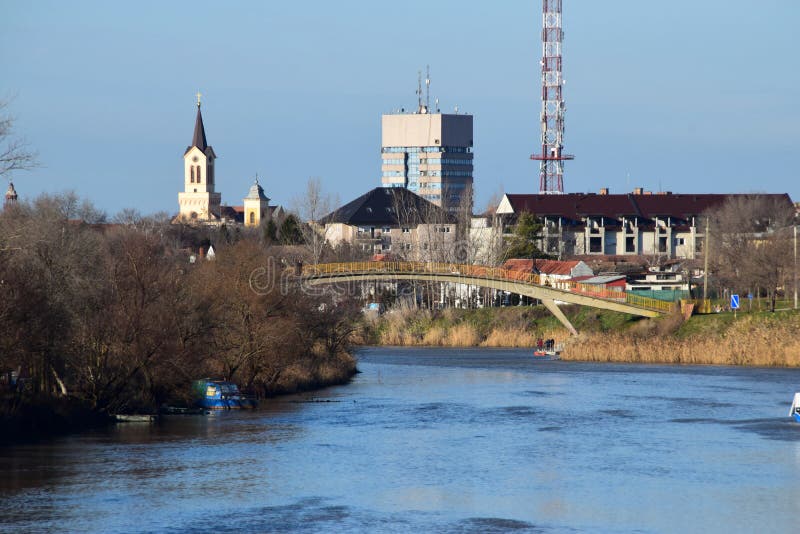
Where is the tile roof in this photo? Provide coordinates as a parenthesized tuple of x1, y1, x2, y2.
(502, 258, 581, 275)
(504, 193, 793, 221)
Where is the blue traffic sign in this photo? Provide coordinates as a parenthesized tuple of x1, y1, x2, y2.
(731, 294, 740, 310)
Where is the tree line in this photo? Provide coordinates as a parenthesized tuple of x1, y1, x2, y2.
(0, 193, 357, 417)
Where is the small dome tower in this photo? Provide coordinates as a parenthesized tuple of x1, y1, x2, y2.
(243, 175, 270, 227)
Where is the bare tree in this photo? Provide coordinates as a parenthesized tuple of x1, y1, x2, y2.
(292, 177, 332, 266)
(0, 99, 38, 179)
(704, 195, 795, 311)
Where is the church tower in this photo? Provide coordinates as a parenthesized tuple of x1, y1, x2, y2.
(5, 182, 18, 206)
(243, 176, 270, 227)
(178, 93, 222, 222)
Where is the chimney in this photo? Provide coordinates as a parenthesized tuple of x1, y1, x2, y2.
(599, 187, 609, 195)
(633, 187, 643, 195)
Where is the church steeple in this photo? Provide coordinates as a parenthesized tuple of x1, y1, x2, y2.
(178, 92, 221, 222)
(192, 103, 208, 151)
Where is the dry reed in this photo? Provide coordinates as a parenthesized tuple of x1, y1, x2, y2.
(563, 315, 800, 367)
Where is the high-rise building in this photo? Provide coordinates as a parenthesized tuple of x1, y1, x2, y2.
(380, 109, 473, 212)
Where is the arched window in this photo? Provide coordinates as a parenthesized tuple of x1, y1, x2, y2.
(190, 166, 195, 183)
(249, 212, 255, 225)
(196, 166, 202, 184)
(209, 165, 214, 185)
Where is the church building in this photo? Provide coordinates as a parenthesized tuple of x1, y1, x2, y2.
(178, 98, 220, 222)
(175, 95, 282, 227)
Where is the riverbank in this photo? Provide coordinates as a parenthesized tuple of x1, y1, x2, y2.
(1, 352, 357, 445)
(355, 305, 800, 367)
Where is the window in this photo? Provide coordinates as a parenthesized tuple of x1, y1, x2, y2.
(249, 212, 255, 224)
(625, 236, 635, 253)
(382, 227, 391, 233)
(658, 237, 668, 253)
(402, 227, 410, 233)
(196, 166, 202, 184)
(589, 236, 602, 253)
(190, 167, 195, 183)
(674, 237, 685, 246)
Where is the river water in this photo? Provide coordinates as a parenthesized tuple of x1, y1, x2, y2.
(2, 347, 800, 533)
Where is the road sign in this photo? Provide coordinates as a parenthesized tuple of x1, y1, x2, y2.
(731, 294, 740, 310)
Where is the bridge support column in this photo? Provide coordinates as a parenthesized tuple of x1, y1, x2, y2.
(541, 299, 578, 336)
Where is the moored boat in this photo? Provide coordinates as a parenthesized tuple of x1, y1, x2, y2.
(192, 379, 257, 410)
(790, 393, 800, 423)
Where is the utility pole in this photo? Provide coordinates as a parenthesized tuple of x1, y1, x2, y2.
(703, 216, 710, 301)
(794, 224, 797, 309)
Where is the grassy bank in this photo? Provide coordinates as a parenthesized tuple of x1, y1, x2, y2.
(564, 310, 800, 367)
(357, 305, 800, 367)
(356, 304, 637, 348)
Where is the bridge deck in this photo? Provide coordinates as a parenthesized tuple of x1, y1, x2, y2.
(301, 261, 674, 316)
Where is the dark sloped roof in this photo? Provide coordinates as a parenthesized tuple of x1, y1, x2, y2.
(505, 193, 793, 220)
(192, 107, 207, 150)
(320, 187, 454, 225)
(184, 106, 216, 158)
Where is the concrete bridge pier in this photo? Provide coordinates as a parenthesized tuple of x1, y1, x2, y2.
(540, 298, 578, 336)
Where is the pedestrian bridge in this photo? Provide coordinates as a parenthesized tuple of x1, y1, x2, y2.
(300, 261, 674, 336)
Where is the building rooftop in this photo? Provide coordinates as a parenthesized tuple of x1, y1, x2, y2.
(499, 192, 794, 221)
(320, 187, 454, 226)
(502, 259, 587, 276)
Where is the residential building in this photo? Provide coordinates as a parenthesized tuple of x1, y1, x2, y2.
(496, 189, 795, 260)
(381, 109, 473, 212)
(501, 259, 593, 289)
(320, 187, 456, 260)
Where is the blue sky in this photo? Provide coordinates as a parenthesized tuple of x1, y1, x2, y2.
(1, 0, 798, 216)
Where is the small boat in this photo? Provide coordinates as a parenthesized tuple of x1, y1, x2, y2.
(790, 393, 800, 423)
(192, 379, 257, 410)
(532, 349, 561, 360)
(533, 340, 562, 360)
(113, 414, 158, 423)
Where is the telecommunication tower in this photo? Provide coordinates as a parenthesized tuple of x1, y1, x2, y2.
(531, 0, 574, 194)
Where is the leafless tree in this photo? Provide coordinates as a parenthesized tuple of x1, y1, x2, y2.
(292, 177, 332, 266)
(0, 98, 38, 179)
(704, 195, 795, 311)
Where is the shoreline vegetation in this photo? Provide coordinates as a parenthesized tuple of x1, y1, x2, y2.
(0, 195, 357, 444)
(355, 304, 800, 367)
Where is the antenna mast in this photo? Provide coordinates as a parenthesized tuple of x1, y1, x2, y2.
(531, 0, 574, 194)
(416, 71, 423, 113)
(425, 65, 431, 114)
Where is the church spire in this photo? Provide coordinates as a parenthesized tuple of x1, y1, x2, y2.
(192, 99, 208, 151)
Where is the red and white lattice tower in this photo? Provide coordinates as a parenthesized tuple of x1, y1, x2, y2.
(531, 0, 574, 194)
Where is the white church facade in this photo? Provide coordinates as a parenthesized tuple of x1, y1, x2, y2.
(175, 96, 282, 227)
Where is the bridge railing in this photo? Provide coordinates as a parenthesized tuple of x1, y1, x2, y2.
(301, 262, 669, 313)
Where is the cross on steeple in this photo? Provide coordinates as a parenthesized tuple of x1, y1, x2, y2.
(196, 90, 202, 108)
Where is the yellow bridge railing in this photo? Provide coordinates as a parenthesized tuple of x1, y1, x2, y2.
(301, 261, 676, 314)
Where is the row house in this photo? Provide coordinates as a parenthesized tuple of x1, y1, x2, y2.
(496, 189, 794, 260)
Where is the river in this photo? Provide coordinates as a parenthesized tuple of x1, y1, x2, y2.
(2, 347, 799, 533)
